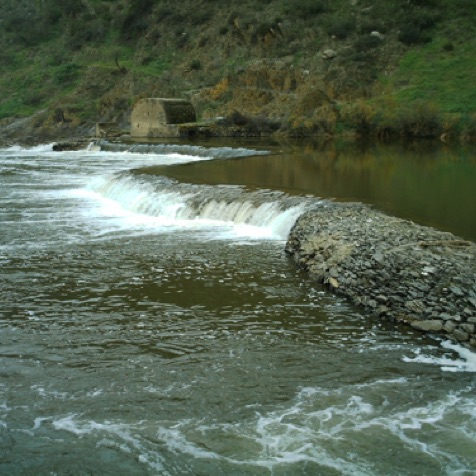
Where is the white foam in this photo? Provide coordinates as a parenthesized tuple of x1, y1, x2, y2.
(25, 376, 476, 475)
(85, 174, 308, 241)
(85, 151, 212, 163)
(154, 409, 375, 475)
(152, 378, 475, 474)
(95, 141, 270, 160)
(31, 385, 68, 400)
(0, 397, 8, 429)
(47, 414, 166, 472)
(0, 144, 213, 177)
(2, 141, 304, 243)
(33, 416, 51, 430)
(1, 143, 55, 154)
(86, 389, 103, 398)
(402, 340, 476, 372)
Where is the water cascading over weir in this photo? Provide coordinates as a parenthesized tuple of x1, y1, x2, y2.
(89, 140, 317, 240)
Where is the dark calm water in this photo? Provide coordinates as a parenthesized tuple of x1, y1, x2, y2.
(150, 139, 476, 242)
(1, 141, 475, 475)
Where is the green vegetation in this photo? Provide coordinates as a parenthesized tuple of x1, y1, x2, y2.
(220, 110, 281, 133)
(0, 0, 475, 140)
(325, 15, 355, 40)
(384, 38, 476, 114)
(283, 0, 329, 19)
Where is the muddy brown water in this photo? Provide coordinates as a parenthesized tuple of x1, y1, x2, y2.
(1, 140, 475, 475)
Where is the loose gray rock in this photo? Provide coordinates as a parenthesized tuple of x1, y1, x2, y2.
(453, 329, 470, 342)
(322, 49, 338, 60)
(411, 320, 444, 332)
(286, 202, 476, 349)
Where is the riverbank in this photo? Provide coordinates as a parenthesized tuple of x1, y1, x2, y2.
(286, 202, 476, 348)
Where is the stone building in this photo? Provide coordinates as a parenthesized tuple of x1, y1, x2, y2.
(131, 98, 196, 138)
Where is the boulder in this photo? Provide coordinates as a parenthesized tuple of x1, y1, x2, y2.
(370, 31, 385, 41)
(322, 49, 338, 60)
(410, 320, 444, 332)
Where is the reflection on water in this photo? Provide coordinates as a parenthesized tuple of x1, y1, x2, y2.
(1, 141, 475, 475)
(144, 139, 476, 242)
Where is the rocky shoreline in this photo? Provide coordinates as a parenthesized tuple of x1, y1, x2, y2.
(285, 202, 476, 349)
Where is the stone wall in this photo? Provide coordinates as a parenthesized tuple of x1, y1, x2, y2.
(131, 98, 196, 137)
(286, 203, 476, 348)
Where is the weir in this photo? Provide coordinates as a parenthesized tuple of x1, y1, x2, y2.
(90, 172, 316, 240)
(91, 140, 476, 351)
(94, 140, 270, 159)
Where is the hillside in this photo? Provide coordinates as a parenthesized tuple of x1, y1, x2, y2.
(1, 0, 476, 144)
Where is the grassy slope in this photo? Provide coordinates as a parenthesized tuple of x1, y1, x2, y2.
(378, 0, 476, 112)
(382, 37, 476, 114)
(0, 0, 475, 138)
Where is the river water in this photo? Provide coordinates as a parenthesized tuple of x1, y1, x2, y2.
(1, 140, 475, 475)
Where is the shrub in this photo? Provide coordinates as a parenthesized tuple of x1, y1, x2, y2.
(359, 20, 386, 35)
(68, 19, 106, 49)
(349, 51, 368, 63)
(252, 115, 282, 133)
(169, 12, 187, 24)
(396, 101, 443, 138)
(411, 11, 440, 30)
(286, 117, 319, 137)
(121, 0, 156, 40)
(0, 51, 14, 69)
(256, 22, 275, 37)
(398, 26, 432, 45)
(227, 12, 239, 25)
(341, 100, 376, 135)
(190, 59, 201, 70)
(42, 0, 86, 19)
(221, 110, 281, 132)
(0, 98, 24, 119)
(284, 0, 329, 19)
(442, 41, 454, 52)
(354, 35, 382, 51)
(156, 7, 174, 20)
(54, 62, 81, 84)
(449, 0, 476, 17)
(43, 2, 62, 25)
(397, 8, 440, 45)
(175, 33, 188, 49)
(222, 110, 249, 126)
(189, 11, 212, 26)
(22, 92, 44, 107)
(313, 104, 337, 134)
(3, 6, 51, 46)
(461, 114, 476, 140)
(56, 0, 87, 17)
(409, 0, 440, 6)
(326, 17, 355, 39)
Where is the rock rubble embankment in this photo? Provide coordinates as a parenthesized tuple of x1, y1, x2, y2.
(285, 203, 476, 348)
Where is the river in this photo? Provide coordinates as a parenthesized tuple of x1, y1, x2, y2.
(1, 140, 475, 475)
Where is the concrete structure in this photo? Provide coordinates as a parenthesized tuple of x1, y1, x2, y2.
(131, 98, 196, 138)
